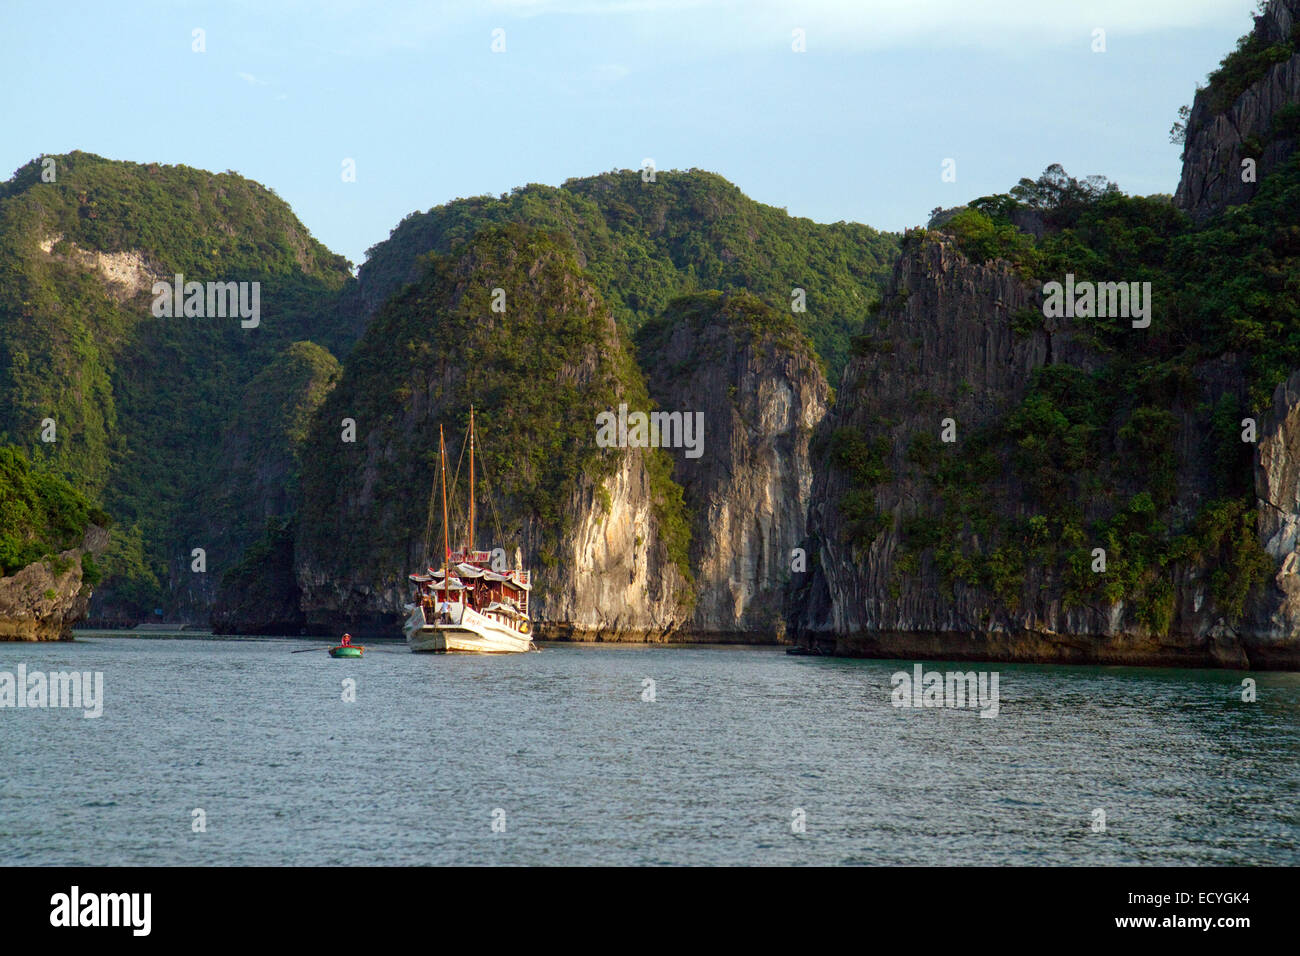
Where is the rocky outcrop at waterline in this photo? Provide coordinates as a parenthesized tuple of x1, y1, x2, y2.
(529, 445, 692, 642)
(206, 342, 343, 635)
(0, 526, 109, 641)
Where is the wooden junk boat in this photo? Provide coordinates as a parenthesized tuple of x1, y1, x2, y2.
(403, 408, 536, 654)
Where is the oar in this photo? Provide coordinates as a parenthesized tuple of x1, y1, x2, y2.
(290, 646, 329, 654)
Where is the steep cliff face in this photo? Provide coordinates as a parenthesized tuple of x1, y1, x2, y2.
(1175, 0, 1300, 221)
(791, 229, 1296, 668)
(208, 343, 342, 562)
(1251, 371, 1300, 664)
(792, 236, 1090, 647)
(638, 292, 829, 640)
(531, 445, 691, 641)
(294, 224, 693, 639)
(0, 526, 108, 641)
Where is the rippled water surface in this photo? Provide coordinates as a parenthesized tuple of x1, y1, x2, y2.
(1, 635, 1297, 865)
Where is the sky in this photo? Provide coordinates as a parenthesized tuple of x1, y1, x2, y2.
(0, 0, 1265, 267)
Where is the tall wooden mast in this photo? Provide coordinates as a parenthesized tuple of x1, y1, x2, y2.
(439, 424, 450, 577)
(468, 405, 476, 554)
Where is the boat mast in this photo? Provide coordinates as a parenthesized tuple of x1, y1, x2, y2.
(468, 405, 476, 555)
(440, 424, 450, 578)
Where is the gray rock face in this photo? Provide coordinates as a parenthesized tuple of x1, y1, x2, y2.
(642, 294, 829, 640)
(530, 446, 693, 641)
(792, 236, 1069, 640)
(1175, 0, 1300, 221)
(1250, 370, 1300, 664)
(791, 234, 1300, 668)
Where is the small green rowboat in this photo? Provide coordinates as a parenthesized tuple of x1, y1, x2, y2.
(329, 645, 364, 658)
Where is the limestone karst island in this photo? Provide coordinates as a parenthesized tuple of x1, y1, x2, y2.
(4, 4, 1300, 674)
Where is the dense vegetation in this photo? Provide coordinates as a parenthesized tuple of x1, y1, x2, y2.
(0, 445, 107, 580)
(209, 341, 342, 588)
(358, 169, 897, 382)
(635, 289, 817, 371)
(0, 152, 354, 618)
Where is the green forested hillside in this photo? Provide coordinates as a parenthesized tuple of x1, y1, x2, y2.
(0, 154, 893, 625)
(207, 340, 342, 573)
(298, 223, 693, 592)
(0, 152, 354, 617)
(356, 169, 897, 381)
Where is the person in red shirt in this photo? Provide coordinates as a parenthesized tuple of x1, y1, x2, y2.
(340, 633, 352, 646)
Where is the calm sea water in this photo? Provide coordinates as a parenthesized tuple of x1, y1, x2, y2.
(1, 634, 1297, 866)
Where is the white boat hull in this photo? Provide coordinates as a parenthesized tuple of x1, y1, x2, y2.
(404, 603, 534, 654)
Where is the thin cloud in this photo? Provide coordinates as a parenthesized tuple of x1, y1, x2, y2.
(487, 0, 1256, 48)
(226, 0, 1258, 57)
(593, 62, 631, 82)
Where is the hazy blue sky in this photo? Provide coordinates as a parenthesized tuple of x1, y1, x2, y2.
(1, 0, 1263, 266)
